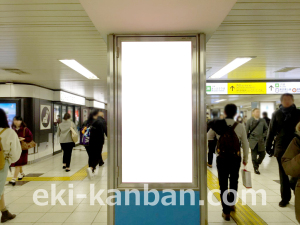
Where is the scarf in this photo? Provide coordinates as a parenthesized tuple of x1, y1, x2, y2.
(280, 104, 296, 121)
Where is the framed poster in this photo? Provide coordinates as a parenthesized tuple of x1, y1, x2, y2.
(83, 108, 88, 121)
(40, 105, 51, 130)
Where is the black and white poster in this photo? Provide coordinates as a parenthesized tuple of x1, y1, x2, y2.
(83, 109, 88, 121)
(40, 105, 51, 130)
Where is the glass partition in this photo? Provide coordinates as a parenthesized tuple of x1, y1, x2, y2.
(62, 105, 67, 118)
(67, 106, 74, 121)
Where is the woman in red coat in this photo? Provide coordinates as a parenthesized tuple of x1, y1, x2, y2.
(9, 116, 33, 185)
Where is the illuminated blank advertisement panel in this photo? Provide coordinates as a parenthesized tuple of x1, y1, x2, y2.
(121, 41, 193, 183)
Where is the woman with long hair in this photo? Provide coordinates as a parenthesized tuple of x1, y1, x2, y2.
(0, 109, 22, 222)
(9, 116, 33, 185)
(58, 113, 76, 172)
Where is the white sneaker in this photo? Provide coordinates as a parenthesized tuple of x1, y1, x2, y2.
(18, 173, 25, 180)
(94, 167, 99, 176)
(86, 167, 94, 180)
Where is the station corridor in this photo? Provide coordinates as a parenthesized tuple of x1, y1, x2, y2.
(3, 145, 108, 225)
(2, 143, 299, 225)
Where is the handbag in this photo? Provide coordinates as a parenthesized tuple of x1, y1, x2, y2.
(20, 127, 36, 150)
(70, 126, 79, 143)
(0, 128, 7, 170)
(242, 166, 252, 188)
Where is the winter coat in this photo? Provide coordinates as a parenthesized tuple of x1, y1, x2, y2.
(282, 132, 300, 223)
(266, 105, 300, 157)
(246, 117, 268, 151)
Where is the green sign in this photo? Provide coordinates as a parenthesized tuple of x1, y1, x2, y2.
(206, 86, 211, 92)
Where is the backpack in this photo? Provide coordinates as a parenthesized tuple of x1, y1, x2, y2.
(217, 122, 241, 157)
(0, 128, 7, 170)
(81, 125, 92, 146)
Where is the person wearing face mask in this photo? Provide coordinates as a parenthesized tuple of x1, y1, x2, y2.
(266, 93, 300, 207)
(246, 108, 268, 175)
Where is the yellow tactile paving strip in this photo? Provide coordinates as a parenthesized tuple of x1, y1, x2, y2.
(207, 169, 268, 225)
(6, 152, 108, 182)
(6, 151, 267, 224)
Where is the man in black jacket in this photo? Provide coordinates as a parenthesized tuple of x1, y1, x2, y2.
(262, 112, 271, 126)
(90, 112, 107, 166)
(266, 93, 300, 207)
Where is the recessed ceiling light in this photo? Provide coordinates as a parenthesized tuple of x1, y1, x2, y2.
(209, 57, 255, 79)
(59, 60, 99, 80)
(214, 99, 226, 103)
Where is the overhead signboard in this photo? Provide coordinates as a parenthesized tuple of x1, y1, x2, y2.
(207, 82, 300, 95)
(267, 82, 300, 94)
(54, 91, 85, 105)
(93, 101, 105, 109)
(206, 83, 227, 94)
(227, 83, 266, 95)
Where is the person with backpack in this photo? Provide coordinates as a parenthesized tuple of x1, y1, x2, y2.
(58, 113, 77, 172)
(282, 122, 300, 223)
(0, 109, 22, 223)
(246, 108, 268, 175)
(96, 111, 107, 166)
(82, 110, 97, 172)
(266, 93, 300, 207)
(207, 104, 249, 221)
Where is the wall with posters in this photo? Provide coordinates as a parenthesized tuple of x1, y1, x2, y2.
(0, 84, 107, 163)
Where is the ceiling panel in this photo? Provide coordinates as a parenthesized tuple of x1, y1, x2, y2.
(80, 0, 237, 42)
(207, 0, 300, 81)
(0, 0, 107, 102)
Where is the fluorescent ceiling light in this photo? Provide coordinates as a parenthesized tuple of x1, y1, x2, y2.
(210, 57, 254, 79)
(59, 60, 99, 79)
(214, 99, 226, 103)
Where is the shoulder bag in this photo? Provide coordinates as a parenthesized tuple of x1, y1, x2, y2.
(70, 122, 79, 143)
(21, 128, 36, 150)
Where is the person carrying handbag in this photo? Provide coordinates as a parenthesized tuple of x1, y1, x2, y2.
(9, 116, 34, 185)
(58, 113, 77, 172)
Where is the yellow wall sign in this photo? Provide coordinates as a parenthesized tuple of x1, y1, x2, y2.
(227, 83, 267, 95)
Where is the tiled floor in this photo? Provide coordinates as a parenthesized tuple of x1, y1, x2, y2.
(2, 143, 298, 225)
(208, 152, 298, 224)
(3, 144, 108, 225)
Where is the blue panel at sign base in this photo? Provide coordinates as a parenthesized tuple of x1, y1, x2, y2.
(115, 191, 200, 225)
